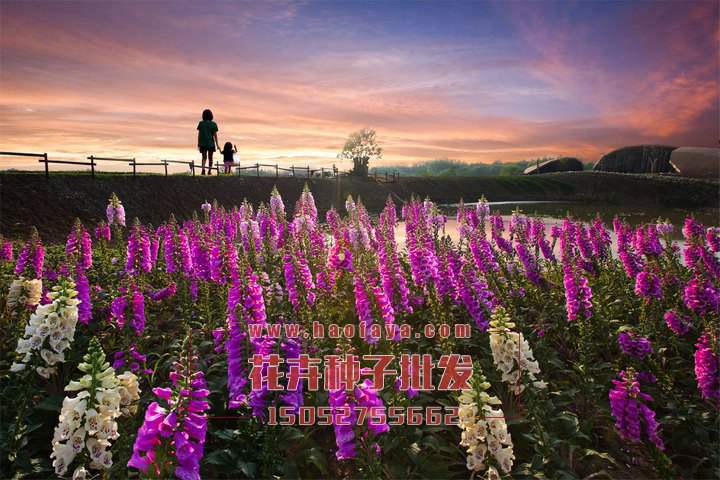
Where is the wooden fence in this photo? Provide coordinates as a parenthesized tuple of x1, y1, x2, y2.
(0, 151, 400, 182)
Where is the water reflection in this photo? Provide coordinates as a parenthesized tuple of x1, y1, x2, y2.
(394, 201, 719, 256)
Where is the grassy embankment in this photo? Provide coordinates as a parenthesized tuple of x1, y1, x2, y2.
(1, 171, 717, 241)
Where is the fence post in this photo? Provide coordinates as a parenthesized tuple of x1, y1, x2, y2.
(164, 161, 168, 177)
(190, 162, 195, 176)
(132, 158, 136, 177)
(275, 164, 279, 178)
(43, 153, 49, 179)
(256, 163, 260, 177)
(90, 155, 95, 178)
(291, 166, 295, 177)
(307, 166, 310, 178)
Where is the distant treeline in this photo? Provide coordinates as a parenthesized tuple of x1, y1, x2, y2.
(371, 158, 592, 176)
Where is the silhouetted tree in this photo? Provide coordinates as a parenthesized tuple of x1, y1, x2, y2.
(338, 128, 382, 177)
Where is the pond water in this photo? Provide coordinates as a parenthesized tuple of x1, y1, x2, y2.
(394, 201, 719, 254)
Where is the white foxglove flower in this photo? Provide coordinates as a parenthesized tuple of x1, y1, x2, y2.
(6, 278, 24, 309)
(25, 278, 42, 306)
(51, 338, 140, 476)
(6, 277, 42, 312)
(489, 307, 545, 395)
(51, 442, 76, 476)
(457, 371, 514, 475)
(72, 466, 88, 480)
(12, 279, 79, 377)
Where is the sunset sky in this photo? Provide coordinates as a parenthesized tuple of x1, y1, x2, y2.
(0, 0, 717, 171)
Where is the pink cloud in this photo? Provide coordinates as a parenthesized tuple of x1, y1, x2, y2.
(0, 1, 716, 170)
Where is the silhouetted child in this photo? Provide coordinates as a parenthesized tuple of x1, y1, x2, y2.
(197, 109, 219, 175)
(221, 142, 237, 174)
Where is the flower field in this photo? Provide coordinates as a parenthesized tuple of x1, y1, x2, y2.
(0, 187, 718, 480)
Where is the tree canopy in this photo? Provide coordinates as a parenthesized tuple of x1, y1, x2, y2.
(337, 128, 382, 177)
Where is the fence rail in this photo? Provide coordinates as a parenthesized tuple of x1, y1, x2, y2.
(0, 151, 400, 182)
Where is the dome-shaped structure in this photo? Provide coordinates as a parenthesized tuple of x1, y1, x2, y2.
(593, 145, 678, 174)
(523, 157, 584, 175)
(669, 147, 719, 178)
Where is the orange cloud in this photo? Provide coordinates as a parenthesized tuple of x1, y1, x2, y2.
(0, 1, 717, 172)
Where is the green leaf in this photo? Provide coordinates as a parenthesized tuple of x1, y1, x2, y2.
(210, 428, 238, 441)
(581, 449, 619, 467)
(237, 460, 258, 478)
(306, 447, 328, 474)
(278, 426, 305, 443)
(205, 448, 237, 466)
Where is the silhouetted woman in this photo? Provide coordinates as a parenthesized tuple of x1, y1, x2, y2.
(197, 109, 219, 175)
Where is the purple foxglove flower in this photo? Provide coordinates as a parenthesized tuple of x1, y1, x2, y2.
(563, 262, 592, 321)
(14, 243, 29, 276)
(125, 230, 138, 273)
(248, 336, 276, 418)
(94, 222, 111, 241)
(634, 270, 662, 300)
(115, 204, 126, 227)
(458, 266, 495, 331)
(700, 247, 720, 280)
(32, 243, 44, 279)
(354, 379, 390, 436)
(682, 217, 703, 240)
(76, 268, 92, 324)
(270, 187, 285, 221)
(609, 370, 664, 449)
(131, 289, 146, 335)
(163, 226, 176, 273)
(663, 310, 691, 336)
(575, 225, 593, 260)
(106, 203, 115, 225)
(140, 227, 152, 272)
(469, 236, 500, 273)
(0, 240, 13, 262)
(129, 356, 209, 479)
(589, 217, 611, 259)
(372, 283, 398, 339)
(244, 271, 267, 325)
(514, 241, 542, 286)
(655, 222, 673, 236)
(110, 295, 128, 328)
(706, 227, 720, 253)
(295, 253, 316, 305)
(113, 351, 126, 370)
(618, 331, 653, 359)
(694, 332, 720, 403)
(127, 402, 166, 472)
(283, 253, 300, 309)
(683, 277, 720, 315)
(178, 230, 193, 276)
(148, 282, 177, 302)
(329, 388, 358, 460)
(226, 285, 248, 408)
(354, 275, 377, 343)
(280, 338, 304, 413)
(208, 241, 223, 283)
